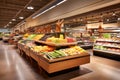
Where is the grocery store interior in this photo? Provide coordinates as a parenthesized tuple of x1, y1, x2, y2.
(0, 0, 120, 80)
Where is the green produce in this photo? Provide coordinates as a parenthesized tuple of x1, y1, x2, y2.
(45, 50, 67, 59)
(27, 34, 37, 40)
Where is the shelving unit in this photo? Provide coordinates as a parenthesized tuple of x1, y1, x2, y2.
(93, 30, 120, 61)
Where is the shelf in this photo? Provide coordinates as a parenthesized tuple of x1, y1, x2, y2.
(34, 40, 77, 47)
(96, 40, 120, 43)
(93, 49, 120, 55)
(77, 41, 93, 43)
(94, 44, 120, 49)
(99, 30, 120, 33)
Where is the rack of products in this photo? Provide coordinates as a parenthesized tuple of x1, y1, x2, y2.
(93, 32, 120, 61)
(18, 33, 90, 73)
(67, 30, 94, 49)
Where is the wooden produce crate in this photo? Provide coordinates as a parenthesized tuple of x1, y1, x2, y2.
(37, 52, 90, 73)
(25, 47, 30, 56)
(29, 50, 41, 62)
(34, 40, 78, 47)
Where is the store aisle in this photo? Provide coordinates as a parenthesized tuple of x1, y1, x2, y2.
(0, 42, 39, 80)
(0, 41, 120, 80)
(0, 41, 91, 80)
(71, 56, 120, 80)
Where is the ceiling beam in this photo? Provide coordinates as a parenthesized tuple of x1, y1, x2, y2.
(0, 3, 24, 10)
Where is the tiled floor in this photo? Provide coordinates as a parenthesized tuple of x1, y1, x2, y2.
(0, 41, 120, 80)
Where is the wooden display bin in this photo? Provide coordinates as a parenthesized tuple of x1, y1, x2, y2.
(37, 53, 90, 73)
(29, 50, 40, 62)
(25, 47, 30, 56)
(18, 43, 90, 73)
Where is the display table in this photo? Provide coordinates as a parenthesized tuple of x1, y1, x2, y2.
(18, 43, 90, 73)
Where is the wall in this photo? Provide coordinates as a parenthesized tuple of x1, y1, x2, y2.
(86, 21, 120, 29)
(15, 0, 120, 31)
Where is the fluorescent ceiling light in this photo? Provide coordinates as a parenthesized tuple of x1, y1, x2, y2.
(12, 19, 16, 21)
(19, 17, 24, 19)
(27, 6, 34, 10)
(32, 0, 67, 19)
(56, 0, 67, 6)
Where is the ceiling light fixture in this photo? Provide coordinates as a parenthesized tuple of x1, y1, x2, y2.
(12, 19, 16, 21)
(107, 19, 109, 21)
(32, 0, 67, 19)
(112, 13, 116, 16)
(80, 18, 83, 21)
(112, 11, 116, 16)
(118, 18, 120, 20)
(19, 17, 24, 19)
(9, 22, 12, 24)
(27, 6, 34, 10)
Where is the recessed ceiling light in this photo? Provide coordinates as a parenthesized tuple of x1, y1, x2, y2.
(118, 18, 120, 20)
(9, 22, 12, 24)
(27, 6, 34, 10)
(19, 17, 24, 19)
(12, 19, 16, 21)
(107, 19, 109, 21)
(112, 13, 116, 16)
(80, 18, 83, 21)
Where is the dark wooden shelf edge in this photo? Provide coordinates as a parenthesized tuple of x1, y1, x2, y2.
(93, 49, 120, 61)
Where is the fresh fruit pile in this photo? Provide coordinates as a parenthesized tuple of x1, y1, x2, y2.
(46, 37, 67, 43)
(31, 46, 55, 52)
(61, 46, 86, 55)
(27, 34, 37, 40)
(46, 37, 76, 43)
(33, 34, 44, 40)
(44, 46, 87, 59)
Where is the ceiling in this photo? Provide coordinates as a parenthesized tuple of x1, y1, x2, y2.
(0, 0, 53, 28)
(64, 3, 120, 27)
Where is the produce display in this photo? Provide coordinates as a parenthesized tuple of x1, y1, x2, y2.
(33, 34, 44, 40)
(40, 34, 54, 41)
(46, 37, 67, 43)
(44, 50, 67, 59)
(94, 45, 120, 52)
(31, 45, 55, 52)
(95, 42, 120, 48)
(94, 38, 120, 53)
(46, 37, 76, 43)
(18, 33, 87, 60)
(61, 46, 86, 55)
(27, 34, 37, 40)
(44, 46, 87, 59)
(23, 33, 29, 38)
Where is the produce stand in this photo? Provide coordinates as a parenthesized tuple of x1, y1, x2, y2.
(18, 41, 90, 73)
